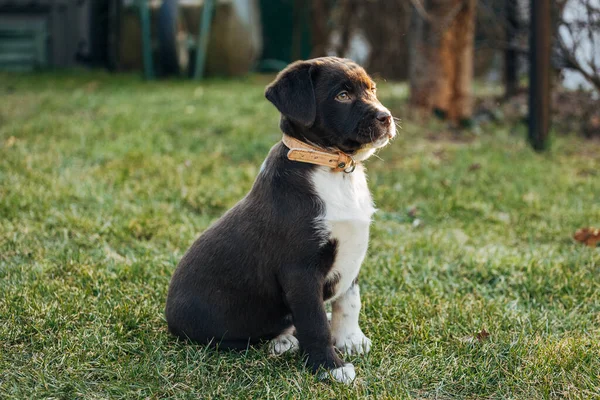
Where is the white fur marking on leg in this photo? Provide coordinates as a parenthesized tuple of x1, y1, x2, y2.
(331, 283, 372, 355)
(319, 363, 356, 385)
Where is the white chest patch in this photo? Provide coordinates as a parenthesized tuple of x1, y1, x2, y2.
(311, 165, 375, 301)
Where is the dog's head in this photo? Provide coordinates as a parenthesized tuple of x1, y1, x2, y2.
(265, 57, 395, 161)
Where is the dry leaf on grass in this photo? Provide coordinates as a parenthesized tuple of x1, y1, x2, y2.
(459, 328, 491, 344)
(476, 329, 490, 342)
(407, 206, 419, 218)
(574, 228, 600, 247)
(468, 163, 481, 172)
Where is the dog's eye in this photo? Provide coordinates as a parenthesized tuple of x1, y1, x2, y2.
(335, 91, 350, 102)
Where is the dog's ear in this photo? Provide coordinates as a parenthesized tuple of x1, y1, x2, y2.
(265, 61, 316, 128)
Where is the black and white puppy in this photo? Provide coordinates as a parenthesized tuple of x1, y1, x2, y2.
(165, 57, 395, 384)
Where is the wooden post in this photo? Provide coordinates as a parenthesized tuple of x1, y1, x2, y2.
(505, 0, 519, 98)
(528, 0, 551, 151)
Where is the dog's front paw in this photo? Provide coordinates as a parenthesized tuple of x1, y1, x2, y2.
(333, 330, 372, 355)
(269, 333, 299, 355)
(319, 363, 355, 384)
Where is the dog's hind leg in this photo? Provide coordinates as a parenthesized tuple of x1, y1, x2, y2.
(268, 325, 299, 355)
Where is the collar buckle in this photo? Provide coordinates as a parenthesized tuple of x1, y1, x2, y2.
(343, 157, 356, 173)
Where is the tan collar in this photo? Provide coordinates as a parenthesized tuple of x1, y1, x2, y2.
(281, 134, 356, 173)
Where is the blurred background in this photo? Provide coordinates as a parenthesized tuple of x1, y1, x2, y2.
(1, 0, 598, 145)
(2, 2, 600, 397)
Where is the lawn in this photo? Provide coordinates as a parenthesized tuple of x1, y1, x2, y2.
(1, 71, 599, 399)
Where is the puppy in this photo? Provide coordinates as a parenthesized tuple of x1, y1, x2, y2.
(165, 57, 395, 384)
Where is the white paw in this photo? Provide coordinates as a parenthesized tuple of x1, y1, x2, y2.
(319, 363, 356, 384)
(333, 330, 372, 355)
(269, 334, 299, 355)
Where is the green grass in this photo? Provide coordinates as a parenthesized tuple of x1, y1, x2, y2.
(1, 71, 599, 399)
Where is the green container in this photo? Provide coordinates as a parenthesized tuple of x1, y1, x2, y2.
(0, 19, 48, 71)
(258, 0, 312, 71)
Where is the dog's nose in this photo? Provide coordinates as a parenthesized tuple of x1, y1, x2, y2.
(376, 111, 392, 125)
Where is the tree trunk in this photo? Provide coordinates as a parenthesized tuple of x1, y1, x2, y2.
(409, 0, 477, 124)
(505, 0, 519, 98)
(409, 3, 443, 111)
(310, 0, 333, 58)
(360, 0, 411, 79)
(291, 0, 306, 61)
(335, 0, 357, 57)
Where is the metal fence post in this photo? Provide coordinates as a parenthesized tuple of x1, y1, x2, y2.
(193, 0, 216, 80)
(138, 0, 155, 80)
(528, 0, 551, 151)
